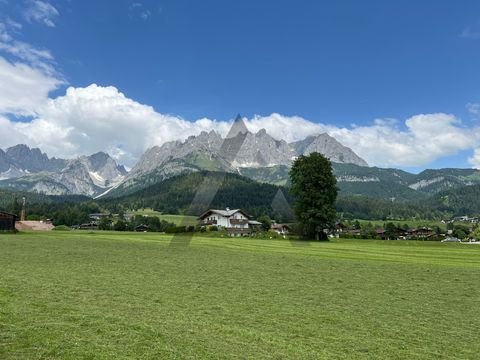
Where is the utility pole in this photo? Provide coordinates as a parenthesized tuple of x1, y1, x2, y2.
(20, 197, 26, 221)
(390, 197, 395, 220)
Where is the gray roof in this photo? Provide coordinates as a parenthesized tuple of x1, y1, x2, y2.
(198, 209, 250, 219)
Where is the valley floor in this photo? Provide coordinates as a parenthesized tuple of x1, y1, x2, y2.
(0, 232, 479, 359)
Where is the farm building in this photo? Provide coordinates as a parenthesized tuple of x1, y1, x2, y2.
(0, 211, 17, 233)
(198, 208, 261, 236)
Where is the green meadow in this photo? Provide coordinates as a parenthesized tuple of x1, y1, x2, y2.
(128, 209, 198, 226)
(1, 232, 479, 359)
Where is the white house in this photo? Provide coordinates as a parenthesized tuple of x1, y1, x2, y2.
(198, 208, 261, 236)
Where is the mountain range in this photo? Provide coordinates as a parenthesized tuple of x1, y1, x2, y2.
(0, 145, 127, 197)
(113, 128, 368, 196)
(1, 128, 480, 201)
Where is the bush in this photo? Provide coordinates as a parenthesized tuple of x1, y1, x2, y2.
(165, 226, 187, 234)
(113, 220, 126, 231)
(53, 225, 71, 231)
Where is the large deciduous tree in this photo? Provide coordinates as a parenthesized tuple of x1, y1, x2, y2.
(289, 153, 338, 240)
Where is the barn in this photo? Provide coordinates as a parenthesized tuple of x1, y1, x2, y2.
(0, 211, 17, 233)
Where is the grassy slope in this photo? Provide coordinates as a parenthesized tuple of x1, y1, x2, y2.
(128, 209, 198, 226)
(1, 232, 479, 359)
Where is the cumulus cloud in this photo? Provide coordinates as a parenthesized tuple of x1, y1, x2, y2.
(0, 85, 232, 166)
(23, 0, 59, 27)
(0, 19, 63, 116)
(469, 149, 480, 169)
(327, 113, 480, 167)
(2, 4, 477, 170)
(1, 83, 480, 169)
(0, 19, 479, 169)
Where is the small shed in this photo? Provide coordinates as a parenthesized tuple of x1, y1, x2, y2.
(0, 211, 17, 233)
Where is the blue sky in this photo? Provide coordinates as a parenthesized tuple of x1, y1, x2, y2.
(1, 0, 480, 170)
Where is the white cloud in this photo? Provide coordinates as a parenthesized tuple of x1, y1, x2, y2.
(461, 28, 480, 39)
(0, 20, 479, 169)
(23, 0, 59, 28)
(327, 113, 480, 167)
(0, 57, 62, 115)
(0, 18, 58, 75)
(0, 19, 63, 116)
(130, 3, 143, 9)
(468, 149, 480, 169)
(129, 2, 153, 21)
(243, 113, 480, 167)
(467, 102, 480, 117)
(140, 10, 152, 20)
(1, 83, 480, 169)
(0, 84, 232, 166)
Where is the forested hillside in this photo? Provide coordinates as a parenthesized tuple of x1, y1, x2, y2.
(2, 172, 480, 226)
(100, 171, 294, 220)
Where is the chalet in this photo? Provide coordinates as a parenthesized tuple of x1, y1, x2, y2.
(0, 211, 16, 233)
(79, 222, 98, 230)
(375, 228, 404, 240)
(407, 227, 435, 240)
(271, 223, 290, 235)
(89, 213, 112, 221)
(198, 208, 260, 236)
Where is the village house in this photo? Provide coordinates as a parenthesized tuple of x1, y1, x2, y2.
(271, 223, 290, 235)
(79, 222, 99, 230)
(407, 227, 435, 240)
(198, 208, 261, 236)
(89, 213, 112, 221)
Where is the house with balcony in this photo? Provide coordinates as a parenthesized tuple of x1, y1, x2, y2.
(198, 208, 261, 236)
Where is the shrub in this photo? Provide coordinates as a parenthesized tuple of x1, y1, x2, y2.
(53, 225, 71, 231)
(165, 226, 187, 234)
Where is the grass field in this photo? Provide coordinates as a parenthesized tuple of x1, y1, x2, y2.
(128, 209, 198, 226)
(1, 232, 480, 359)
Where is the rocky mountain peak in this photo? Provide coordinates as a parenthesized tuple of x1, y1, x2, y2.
(256, 128, 268, 136)
(128, 128, 368, 182)
(0, 145, 127, 196)
(225, 114, 250, 139)
(291, 133, 368, 167)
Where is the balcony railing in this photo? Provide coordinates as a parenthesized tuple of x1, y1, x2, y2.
(226, 227, 252, 235)
(202, 219, 217, 225)
(230, 219, 248, 225)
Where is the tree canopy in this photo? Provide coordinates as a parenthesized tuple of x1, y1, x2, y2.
(289, 153, 338, 240)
